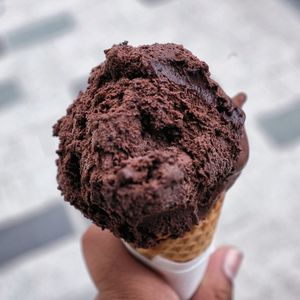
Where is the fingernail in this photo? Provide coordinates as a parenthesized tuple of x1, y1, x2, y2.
(223, 248, 243, 282)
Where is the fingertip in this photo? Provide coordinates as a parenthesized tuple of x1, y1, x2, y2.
(81, 225, 128, 290)
(222, 247, 244, 282)
(82, 225, 106, 255)
(206, 246, 243, 282)
(81, 224, 97, 245)
(232, 92, 247, 107)
(81, 225, 126, 268)
(82, 224, 108, 244)
(192, 246, 243, 300)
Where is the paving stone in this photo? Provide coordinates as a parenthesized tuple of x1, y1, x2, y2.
(0, 80, 22, 108)
(0, 203, 74, 266)
(7, 12, 76, 50)
(258, 100, 300, 147)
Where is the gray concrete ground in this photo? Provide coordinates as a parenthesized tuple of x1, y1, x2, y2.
(0, 0, 300, 299)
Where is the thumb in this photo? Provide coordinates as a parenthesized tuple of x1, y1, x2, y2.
(193, 247, 243, 300)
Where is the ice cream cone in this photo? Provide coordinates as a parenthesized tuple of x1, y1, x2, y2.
(135, 192, 225, 262)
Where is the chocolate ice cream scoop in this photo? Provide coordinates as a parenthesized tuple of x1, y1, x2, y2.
(53, 43, 248, 248)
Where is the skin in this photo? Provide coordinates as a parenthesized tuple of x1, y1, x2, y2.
(232, 92, 247, 107)
(82, 225, 241, 300)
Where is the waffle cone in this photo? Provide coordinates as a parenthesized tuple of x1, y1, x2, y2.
(135, 192, 225, 262)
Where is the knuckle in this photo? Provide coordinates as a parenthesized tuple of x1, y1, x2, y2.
(211, 286, 232, 300)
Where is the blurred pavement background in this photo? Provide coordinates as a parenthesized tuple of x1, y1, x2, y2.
(0, 0, 300, 299)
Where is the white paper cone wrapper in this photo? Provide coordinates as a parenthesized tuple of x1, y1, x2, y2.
(123, 241, 215, 300)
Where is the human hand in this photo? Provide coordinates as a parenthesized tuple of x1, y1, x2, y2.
(82, 225, 243, 300)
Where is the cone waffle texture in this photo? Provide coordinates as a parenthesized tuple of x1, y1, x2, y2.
(136, 192, 225, 262)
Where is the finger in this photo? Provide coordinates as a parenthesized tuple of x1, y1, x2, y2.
(82, 225, 179, 300)
(193, 247, 243, 300)
(232, 92, 247, 107)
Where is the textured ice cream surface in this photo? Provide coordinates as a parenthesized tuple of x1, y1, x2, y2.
(53, 42, 248, 248)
